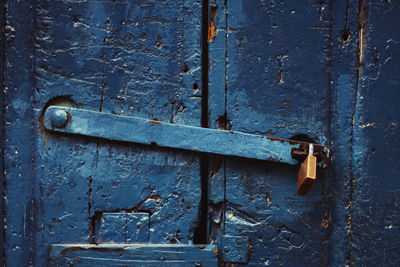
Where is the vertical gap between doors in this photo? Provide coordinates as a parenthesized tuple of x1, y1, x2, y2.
(194, 0, 209, 245)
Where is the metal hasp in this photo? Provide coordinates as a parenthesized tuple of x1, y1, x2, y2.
(44, 106, 331, 168)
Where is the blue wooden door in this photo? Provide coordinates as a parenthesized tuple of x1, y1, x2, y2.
(2, 0, 400, 266)
(207, 0, 400, 266)
(3, 0, 218, 266)
(208, 1, 332, 265)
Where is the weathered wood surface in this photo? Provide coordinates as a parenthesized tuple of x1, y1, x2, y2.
(348, 1, 400, 265)
(2, 1, 36, 266)
(1, 0, 400, 266)
(208, 1, 332, 265)
(49, 244, 218, 266)
(4, 0, 204, 266)
(207, 0, 400, 266)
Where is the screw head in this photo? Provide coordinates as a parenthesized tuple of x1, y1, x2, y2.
(50, 108, 69, 128)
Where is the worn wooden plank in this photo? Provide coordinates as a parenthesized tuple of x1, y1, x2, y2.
(207, 0, 228, 245)
(30, 0, 203, 266)
(349, 1, 400, 266)
(328, 1, 360, 265)
(0, 0, 5, 265)
(49, 244, 218, 266)
(34, 0, 203, 123)
(3, 1, 35, 266)
(209, 0, 333, 265)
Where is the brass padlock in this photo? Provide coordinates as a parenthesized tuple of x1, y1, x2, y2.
(297, 143, 317, 196)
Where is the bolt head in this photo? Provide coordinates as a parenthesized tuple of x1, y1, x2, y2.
(50, 109, 69, 128)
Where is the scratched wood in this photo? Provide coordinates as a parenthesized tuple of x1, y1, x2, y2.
(348, 1, 400, 265)
(208, 1, 400, 266)
(327, 1, 360, 265)
(3, 0, 400, 266)
(6, 0, 203, 266)
(0, 1, 5, 265)
(2, 1, 36, 266)
(49, 244, 218, 266)
(208, 0, 337, 266)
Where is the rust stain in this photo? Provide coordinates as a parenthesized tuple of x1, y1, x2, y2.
(37, 97, 74, 143)
(208, 7, 219, 43)
(265, 136, 286, 143)
(321, 215, 330, 228)
(211, 155, 223, 176)
(208, 21, 218, 42)
(279, 70, 284, 83)
(106, 18, 110, 32)
(150, 120, 162, 125)
(210, 6, 217, 18)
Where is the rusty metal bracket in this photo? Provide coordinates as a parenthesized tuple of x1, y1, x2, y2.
(44, 106, 331, 168)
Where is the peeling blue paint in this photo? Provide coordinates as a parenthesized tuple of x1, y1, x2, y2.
(2, 0, 400, 266)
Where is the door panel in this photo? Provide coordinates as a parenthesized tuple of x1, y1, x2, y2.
(348, 2, 400, 265)
(208, 0, 331, 265)
(14, 0, 204, 266)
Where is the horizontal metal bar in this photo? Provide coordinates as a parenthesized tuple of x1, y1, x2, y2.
(44, 106, 331, 167)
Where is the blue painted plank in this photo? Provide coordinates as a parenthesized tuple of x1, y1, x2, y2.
(34, 0, 203, 125)
(49, 244, 218, 266)
(33, 114, 96, 265)
(328, 1, 360, 265)
(208, 0, 334, 265)
(3, 0, 35, 266)
(206, 0, 228, 245)
(0, 1, 4, 265)
(208, 0, 227, 130)
(349, 1, 400, 266)
(30, 0, 204, 266)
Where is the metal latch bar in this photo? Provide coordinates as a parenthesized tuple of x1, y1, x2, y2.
(44, 106, 331, 167)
